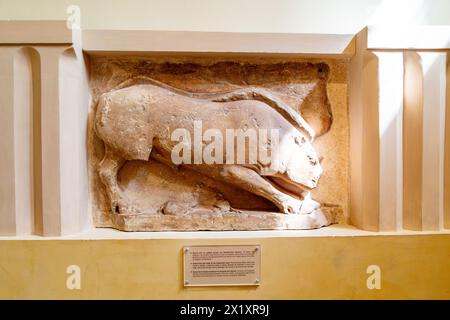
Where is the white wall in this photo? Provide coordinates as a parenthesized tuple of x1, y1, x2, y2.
(0, 0, 449, 34)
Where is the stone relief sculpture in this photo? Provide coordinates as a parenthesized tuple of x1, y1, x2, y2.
(90, 59, 345, 231)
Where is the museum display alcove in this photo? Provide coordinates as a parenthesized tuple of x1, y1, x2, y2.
(1, 21, 449, 235)
(0, 21, 449, 299)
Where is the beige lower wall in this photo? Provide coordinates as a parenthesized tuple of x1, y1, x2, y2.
(1, 234, 449, 299)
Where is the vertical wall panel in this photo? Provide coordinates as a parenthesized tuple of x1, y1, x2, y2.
(403, 52, 447, 231)
(419, 52, 446, 230)
(0, 48, 18, 235)
(36, 46, 64, 236)
(35, 44, 90, 236)
(403, 52, 424, 230)
(13, 47, 39, 235)
(31, 48, 43, 235)
(348, 30, 366, 229)
(0, 47, 40, 236)
(349, 28, 380, 231)
(58, 46, 91, 235)
(376, 52, 404, 231)
(444, 52, 450, 229)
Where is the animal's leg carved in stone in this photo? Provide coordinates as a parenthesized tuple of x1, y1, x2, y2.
(219, 165, 303, 214)
(98, 145, 132, 214)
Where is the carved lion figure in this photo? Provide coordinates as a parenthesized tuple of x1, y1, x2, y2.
(95, 78, 323, 215)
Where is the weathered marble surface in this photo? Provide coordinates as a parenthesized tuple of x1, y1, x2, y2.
(111, 205, 342, 231)
(88, 56, 349, 231)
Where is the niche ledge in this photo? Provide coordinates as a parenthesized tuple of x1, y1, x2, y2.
(1, 224, 449, 240)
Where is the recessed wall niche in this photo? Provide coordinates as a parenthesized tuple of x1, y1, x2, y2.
(88, 55, 349, 231)
(2, 22, 447, 236)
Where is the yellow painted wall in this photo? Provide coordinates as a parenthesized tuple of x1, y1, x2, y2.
(1, 234, 449, 299)
(0, 0, 449, 34)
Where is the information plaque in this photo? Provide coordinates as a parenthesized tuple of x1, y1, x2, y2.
(183, 245, 261, 287)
